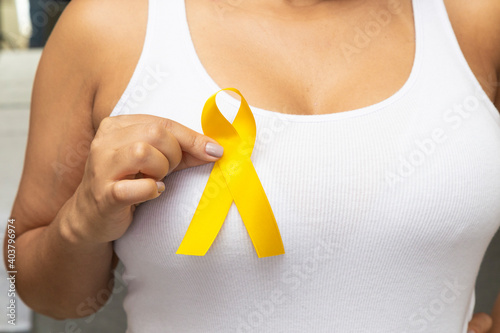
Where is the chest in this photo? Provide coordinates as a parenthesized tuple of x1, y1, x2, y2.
(92, 0, 421, 128)
(118, 100, 500, 264)
(92, 0, 499, 129)
(184, 0, 417, 116)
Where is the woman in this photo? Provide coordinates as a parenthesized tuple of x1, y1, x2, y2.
(5, 0, 500, 332)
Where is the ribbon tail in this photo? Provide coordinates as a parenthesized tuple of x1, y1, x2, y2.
(219, 157, 285, 258)
(176, 163, 233, 256)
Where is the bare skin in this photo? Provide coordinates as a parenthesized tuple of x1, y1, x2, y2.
(4, 0, 500, 330)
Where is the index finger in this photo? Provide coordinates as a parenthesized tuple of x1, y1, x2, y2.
(109, 113, 224, 162)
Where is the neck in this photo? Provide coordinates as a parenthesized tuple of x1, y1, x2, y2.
(219, 0, 372, 21)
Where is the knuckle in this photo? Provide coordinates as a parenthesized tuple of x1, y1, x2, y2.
(159, 118, 174, 132)
(144, 123, 164, 143)
(189, 134, 204, 151)
(129, 141, 151, 163)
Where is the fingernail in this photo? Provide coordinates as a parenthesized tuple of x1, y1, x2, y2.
(468, 330, 476, 333)
(205, 142, 224, 158)
(156, 181, 165, 193)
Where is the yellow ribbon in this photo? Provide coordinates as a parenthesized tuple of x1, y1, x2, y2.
(176, 88, 285, 258)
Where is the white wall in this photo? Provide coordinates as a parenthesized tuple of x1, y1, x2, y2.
(1, 0, 30, 48)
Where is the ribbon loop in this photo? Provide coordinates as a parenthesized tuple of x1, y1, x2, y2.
(176, 88, 285, 258)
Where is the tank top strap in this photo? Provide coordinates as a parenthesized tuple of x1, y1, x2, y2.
(415, 0, 499, 122)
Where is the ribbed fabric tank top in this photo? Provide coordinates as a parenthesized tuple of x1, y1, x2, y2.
(111, 1, 500, 332)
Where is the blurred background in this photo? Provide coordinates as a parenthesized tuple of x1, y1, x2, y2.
(0, 0, 499, 332)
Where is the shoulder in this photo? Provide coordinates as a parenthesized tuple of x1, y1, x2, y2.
(44, 0, 148, 91)
(444, 0, 500, 106)
(444, 0, 500, 58)
(46, 0, 149, 125)
(52, 0, 148, 50)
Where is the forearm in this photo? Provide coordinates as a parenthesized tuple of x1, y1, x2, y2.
(11, 195, 114, 319)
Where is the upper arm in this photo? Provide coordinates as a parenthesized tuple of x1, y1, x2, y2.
(7, 0, 129, 240)
(444, 0, 500, 110)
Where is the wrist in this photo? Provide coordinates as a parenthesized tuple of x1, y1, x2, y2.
(55, 191, 109, 250)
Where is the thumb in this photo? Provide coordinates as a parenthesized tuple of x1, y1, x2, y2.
(468, 312, 493, 333)
(110, 178, 165, 207)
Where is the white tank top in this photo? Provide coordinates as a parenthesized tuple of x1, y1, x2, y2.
(111, 1, 500, 332)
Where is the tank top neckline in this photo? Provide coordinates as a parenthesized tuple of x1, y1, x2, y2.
(179, 0, 424, 123)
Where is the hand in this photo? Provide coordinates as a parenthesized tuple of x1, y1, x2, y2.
(468, 312, 493, 333)
(66, 114, 223, 244)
